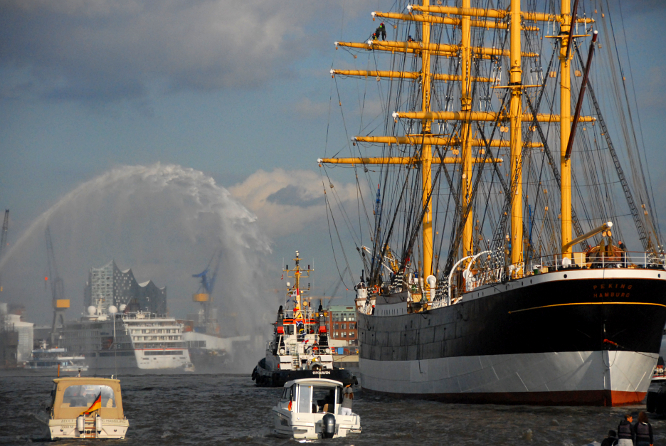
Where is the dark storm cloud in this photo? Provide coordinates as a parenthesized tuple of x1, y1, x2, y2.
(0, 0, 319, 103)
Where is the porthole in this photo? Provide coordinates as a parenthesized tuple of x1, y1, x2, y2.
(564, 274, 567, 278)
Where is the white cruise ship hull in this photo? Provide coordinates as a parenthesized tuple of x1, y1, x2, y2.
(59, 312, 191, 373)
(86, 349, 190, 371)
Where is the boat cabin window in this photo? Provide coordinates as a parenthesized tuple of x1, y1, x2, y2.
(294, 385, 339, 414)
(280, 386, 293, 401)
(314, 388, 337, 413)
(61, 385, 116, 408)
(284, 325, 294, 335)
(277, 386, 293, 410)
(297, 385, 313, 413)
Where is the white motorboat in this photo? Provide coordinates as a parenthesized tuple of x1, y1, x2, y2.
(271, 378, 361, 440)
(41, 376, 129, 439)
(25, 342, 88, 373)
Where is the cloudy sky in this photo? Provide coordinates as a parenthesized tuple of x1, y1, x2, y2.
(1, 0, 665, 325)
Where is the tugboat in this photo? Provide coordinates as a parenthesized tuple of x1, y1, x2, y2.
(252, 251, 357, 387)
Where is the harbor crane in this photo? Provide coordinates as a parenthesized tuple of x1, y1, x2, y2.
(0, 210, 8, 293)
(192, 249, 223, 335)
(45, 225, 69, 345)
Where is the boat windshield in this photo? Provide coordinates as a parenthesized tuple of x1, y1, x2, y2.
(61, 385, 116, 408)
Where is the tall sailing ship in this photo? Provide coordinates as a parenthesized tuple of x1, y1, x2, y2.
(319, 0, 666, 405)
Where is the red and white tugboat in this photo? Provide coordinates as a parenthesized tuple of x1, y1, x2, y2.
(252, 251, 357, 387)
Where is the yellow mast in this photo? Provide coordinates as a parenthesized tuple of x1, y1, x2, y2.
(421, 0, 434, 279)
(320, 1, 595, 291)
(509, 0, 524, 264)
(560, 0, 573, 258)
(461, 0, 473, 259)
(285, 251, 312, 319)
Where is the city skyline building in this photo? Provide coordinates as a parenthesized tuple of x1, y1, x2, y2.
(84, 260, 167, 315)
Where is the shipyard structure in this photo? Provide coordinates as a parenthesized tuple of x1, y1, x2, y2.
(84, 260, 166, 315)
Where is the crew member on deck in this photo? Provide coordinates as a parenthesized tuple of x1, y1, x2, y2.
(635, 411, 653, 446)
(617, 413, 635, 446)
(618, 240, 628, 267)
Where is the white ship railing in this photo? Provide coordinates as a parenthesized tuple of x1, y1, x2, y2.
(454, 250, 663, 299)
(360, 250, 665, 313)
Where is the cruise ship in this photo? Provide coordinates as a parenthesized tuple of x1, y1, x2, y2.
(58, 303, 192, 373)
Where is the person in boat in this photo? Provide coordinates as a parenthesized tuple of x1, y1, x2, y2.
(617, 413, 635, 446)
(634, 411, 653, 446)
(600, 430, 618, 446)
(318, 389, 335, 413)
(375, 22, 386, 40)
(340, 383, 354, 416)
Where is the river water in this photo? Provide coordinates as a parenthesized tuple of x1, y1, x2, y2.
(1, 370, 663, 445)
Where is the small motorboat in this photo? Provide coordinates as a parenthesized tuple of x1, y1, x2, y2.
(41, 376, 129, 439)
(271, 378, 361, 440)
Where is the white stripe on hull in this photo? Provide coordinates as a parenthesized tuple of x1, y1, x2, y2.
(360, 351, 656, 399)
(89, 350, 190, 370)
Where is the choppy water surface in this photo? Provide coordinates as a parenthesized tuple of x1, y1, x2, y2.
(1, 371, 664, 445)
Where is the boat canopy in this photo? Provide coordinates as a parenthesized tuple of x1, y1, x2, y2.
(284, 378, 343, 389)
(51, 377, 125, 420)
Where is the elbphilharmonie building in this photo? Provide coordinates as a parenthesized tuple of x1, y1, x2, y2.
(84, 260, 167, 315)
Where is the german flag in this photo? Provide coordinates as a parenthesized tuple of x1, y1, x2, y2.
(81, 392, 102, 415)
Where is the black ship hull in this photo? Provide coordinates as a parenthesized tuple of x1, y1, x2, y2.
(358, 268, 666, 405)
(252, 358, 357, 387)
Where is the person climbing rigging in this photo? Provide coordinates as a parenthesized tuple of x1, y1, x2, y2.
(375, 22, 387, 41)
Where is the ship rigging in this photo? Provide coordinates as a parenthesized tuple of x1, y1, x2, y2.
(318, 0, 666, 405)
